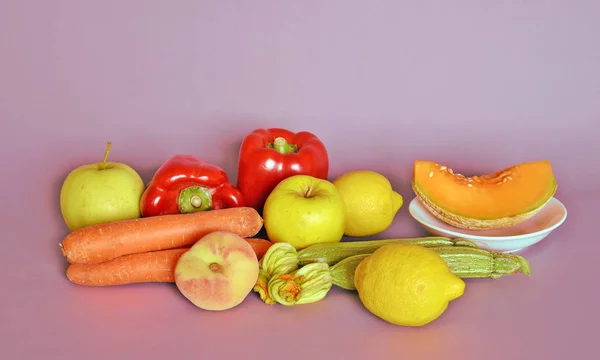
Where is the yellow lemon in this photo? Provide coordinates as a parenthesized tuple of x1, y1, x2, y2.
(354, 244, 465, 326)
(332, 170, 403, 237)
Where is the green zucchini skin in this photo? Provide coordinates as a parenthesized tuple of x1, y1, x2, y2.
(330, 246, 531, 291)
(297, 237, 477, 266)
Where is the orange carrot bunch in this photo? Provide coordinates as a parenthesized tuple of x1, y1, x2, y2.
(60, 207, 273, 287)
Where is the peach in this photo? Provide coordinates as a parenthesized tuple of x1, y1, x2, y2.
(174, 231, 260, 311)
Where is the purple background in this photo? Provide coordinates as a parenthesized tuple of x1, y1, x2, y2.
(1, 1, 599, 359)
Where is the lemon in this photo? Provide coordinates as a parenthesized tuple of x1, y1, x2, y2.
(354, 244, 465, 326)
(332, 170, 403, 237)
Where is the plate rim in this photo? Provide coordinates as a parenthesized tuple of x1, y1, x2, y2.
(408, 196, 568, 241)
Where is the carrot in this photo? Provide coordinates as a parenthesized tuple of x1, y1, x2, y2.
(66, 237, 273, 286)
(66, 248, 189, 286)
(246, 237, 274, 261)
(60, 207, 263, 265)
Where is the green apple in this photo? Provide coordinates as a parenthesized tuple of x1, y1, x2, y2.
(60, 142, 146, 231)
(263, 175, 346, 250)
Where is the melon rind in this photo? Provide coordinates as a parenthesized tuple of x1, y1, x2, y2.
(411, 160, 557, 231)
(412, 183, 552, 230)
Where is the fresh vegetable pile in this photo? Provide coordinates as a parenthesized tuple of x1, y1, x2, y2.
(58, 127, 550, 327)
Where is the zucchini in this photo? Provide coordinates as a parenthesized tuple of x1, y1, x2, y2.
(297, 236, 478, 266)
(253, 240, 532, 306)
(331, 245, 532, 291)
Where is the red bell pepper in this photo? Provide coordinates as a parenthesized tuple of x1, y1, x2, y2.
(237, 128, 329, 212)
(140, 154, 245, 217)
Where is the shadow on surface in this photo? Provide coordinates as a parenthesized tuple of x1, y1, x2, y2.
(52, 172, 72, 277)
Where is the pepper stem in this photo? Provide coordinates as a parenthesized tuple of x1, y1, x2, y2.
(178, 186, 212, 213)
(270, 137, 298, 154)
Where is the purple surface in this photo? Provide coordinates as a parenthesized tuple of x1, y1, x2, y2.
(1, 1, 599, 359)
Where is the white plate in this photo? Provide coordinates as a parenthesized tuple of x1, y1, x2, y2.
(408, 196, 567, 253)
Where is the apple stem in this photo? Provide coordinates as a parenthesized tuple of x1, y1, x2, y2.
(304, 186, 313, 198)
(270, 137, 298, 154)
(101, 142, 112, 170)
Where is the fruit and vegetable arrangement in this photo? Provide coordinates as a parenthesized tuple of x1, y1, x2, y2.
(58, 128, 557, 327)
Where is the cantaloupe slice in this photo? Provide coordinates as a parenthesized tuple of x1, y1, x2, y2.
(412, 160, 557, 230)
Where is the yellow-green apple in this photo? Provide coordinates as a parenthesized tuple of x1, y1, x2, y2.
(59, 142, 145, 231)
(174, 231, 259, 311)
(263, 174, 346, 249)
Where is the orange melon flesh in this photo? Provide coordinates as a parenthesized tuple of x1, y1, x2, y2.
(412, 160, 557, 230)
